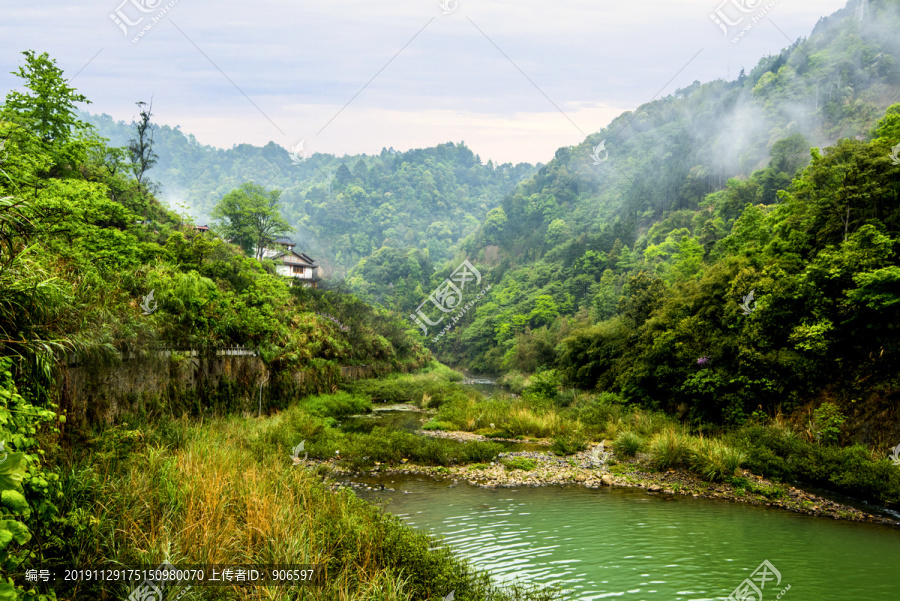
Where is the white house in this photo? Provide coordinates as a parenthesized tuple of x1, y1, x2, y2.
(258, 237, 320, 288)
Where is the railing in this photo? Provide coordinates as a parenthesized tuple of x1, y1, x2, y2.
(63, 345, 258, 365)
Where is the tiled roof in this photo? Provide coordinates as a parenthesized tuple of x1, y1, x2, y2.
(272, 250, 318, 267)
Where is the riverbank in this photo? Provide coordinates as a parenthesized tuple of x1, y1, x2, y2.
(46, 412, 559, 601)
(324, 430, 900, 528)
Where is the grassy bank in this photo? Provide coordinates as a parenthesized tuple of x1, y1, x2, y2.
(44, 406, 556, 601)
(39, 363, 900, 600)
(368, 368, 900, 509)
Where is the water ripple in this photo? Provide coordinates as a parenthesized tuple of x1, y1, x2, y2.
(369, 478, 899, 599)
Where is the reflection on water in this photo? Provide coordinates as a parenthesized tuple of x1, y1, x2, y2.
(358, 476, 899, 600)
(340, 410, 428, 434)
(462, 375, 512, 398)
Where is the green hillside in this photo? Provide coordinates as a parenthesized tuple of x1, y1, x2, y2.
(82, 112, 537, 278)
(420, 0, 900, 441)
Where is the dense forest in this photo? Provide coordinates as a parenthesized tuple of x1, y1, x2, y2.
(83, 1, 900, 369)
(415, 0, 900, 442)
(84, 113, 537, 278)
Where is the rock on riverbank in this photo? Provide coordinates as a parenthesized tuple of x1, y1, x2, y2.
(324, 430, 899, 528)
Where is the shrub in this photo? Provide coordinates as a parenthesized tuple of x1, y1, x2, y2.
(813, 402, 845, 445)
(502, 457, 538, 471)
(524, 369, 560, 400)
(572, 393, 626, 428)
(649, 429, 691, 469)
(497, 371, 528, 394)
(459, 441, 503, 464)
(733, 424, 900, 508)
(612, 431, 644, 458)
(422, 420, 455, 431)
(551, 435, 587, 455)
(691, 438, 746, 482)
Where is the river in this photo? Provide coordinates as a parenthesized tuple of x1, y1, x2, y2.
(356, 475, 897, 600)
(349, 376, 898, 599)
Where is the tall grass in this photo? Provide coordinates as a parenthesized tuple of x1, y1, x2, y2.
(50, 414, 555, 601)
(239, 401, 503, 470)
(690, 437, 747, 482)
(434, 396, 571, 438)
(649, 428, 692, 470)
(298, 391, 372, 417)
(612, 431, 644, 458)
(346, 369, 471, 408)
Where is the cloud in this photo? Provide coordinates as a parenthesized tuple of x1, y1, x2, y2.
(0, 0, 851, 163)
(179, 101, 627, 165)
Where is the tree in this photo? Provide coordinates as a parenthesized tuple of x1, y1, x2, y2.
(334, 163, 352, 188)
(3, 50, 89, 143)
(211, 182, 294, 259)
(482, 207, 507, 245)
(769, 133, 811, 177)
(127, 100, 158, 188)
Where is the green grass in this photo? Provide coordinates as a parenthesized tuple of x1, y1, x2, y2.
(502, 457, 538, 471)
(612, 431, 644, 458)
(47, 411, 553, 601)
(422, 420, 456, 431)
(344, 368, 471, 409)
(690, 438, 747, 482)
(474, 427, 512, 438)
(730, 477, 786, 499)
(298, 390, 372, 417)
(433, 396, 569, 438)
(416, 360, 466, 381)
(649, 429, 692, 470)
(550, 435, 588, 455)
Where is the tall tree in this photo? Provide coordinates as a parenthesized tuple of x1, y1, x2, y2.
(127, 100, 158, 188)
(2, 50, 90, 143)
(211, 182, 294, 259)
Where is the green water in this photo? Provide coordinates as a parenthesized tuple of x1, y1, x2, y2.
(358, 476, 899, 600)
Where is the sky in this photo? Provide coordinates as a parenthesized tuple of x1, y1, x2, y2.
(1, 0, 851, 165)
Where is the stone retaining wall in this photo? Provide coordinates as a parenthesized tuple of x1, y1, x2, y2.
(57, 352, 421, 428)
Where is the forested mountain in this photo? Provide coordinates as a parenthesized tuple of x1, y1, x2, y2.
(417, 0, 900, 441)
(82, 113, 537, 277)
(78, 0, 900, 441)
(349, 0, 900, 320)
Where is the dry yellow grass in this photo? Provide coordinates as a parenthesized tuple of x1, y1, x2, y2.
(92, 420, 419, 600)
